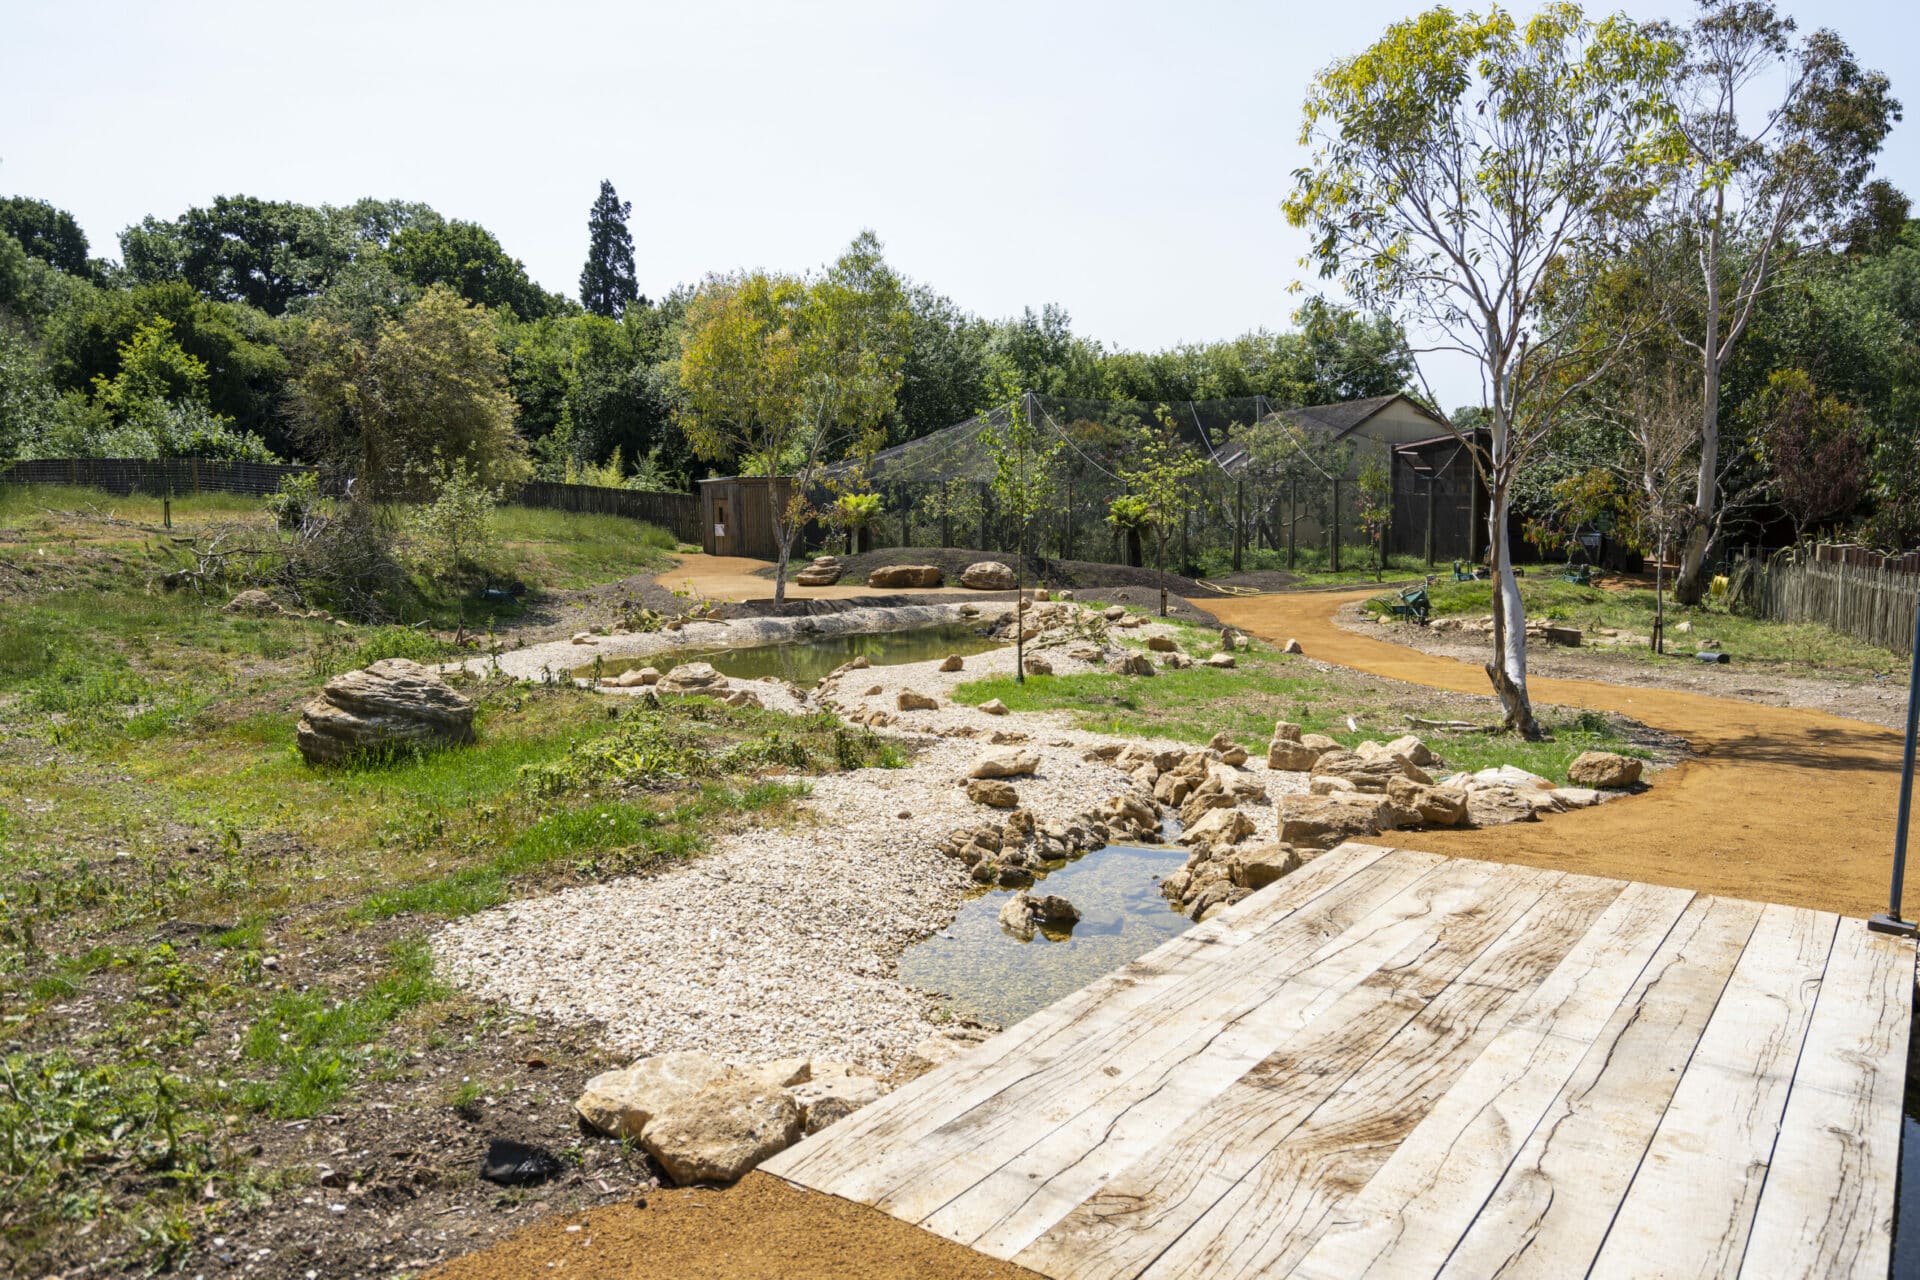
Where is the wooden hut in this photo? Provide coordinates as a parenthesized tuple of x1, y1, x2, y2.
(698, 475, 793, 560)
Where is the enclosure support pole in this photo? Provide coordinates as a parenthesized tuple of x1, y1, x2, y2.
(1233, 479, 1244, 573)
(1330, 478, 1341, 574)
(1425, 478, 1437, 568)
(1869, 595, 1920, 937)
(1287, 478, 1297, 570)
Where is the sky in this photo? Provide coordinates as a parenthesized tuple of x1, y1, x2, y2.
(3, 0, 1916, 411)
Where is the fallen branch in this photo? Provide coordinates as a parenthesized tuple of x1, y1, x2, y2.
(1404, 715, 1501, 734)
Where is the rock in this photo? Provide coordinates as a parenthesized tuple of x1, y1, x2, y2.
(226, 588, 280, 614)
(1538, 625, 1582, 647)
(967, 778, 1020, 808)
(939, 654, 965, 672)
(1465, 785, 1542, 827)
(1223, 843, 1302, 890)
(892, 1028, 994, 1084)
(1278, 793, 1395, 848)
(988, 729, 1029, 745)
(1178, 787, 1236, 828)
(795, 562, 843, 586)
(1311, 749, 1432, 793)
(867, 564, 943, 589)
(1466, 764, 1557, 792)
(960, 560, 1017, 590)
(1103, 606, 1128, 621)
(999, 891, 1081, 939)
(657, 661, 728, 694)
(979, 698, 1009, 716)
(575, 1050, 732, 1140)
(1203, 651, 1237, 668)
(1024, 656, 1054, 676)
(791, 1065, 888, 1134)
(1360, 734, 1434, 767)
(847, 655, 870, 670)
(1057, 590, 1074, 600)
(970, 749, 1039, 780)
(863, 684, 884, 697)
(1567, 751, 1643, 789)
(570, 630, 594, 644)
(1385, 776, 1468, 828)
(723, 689, 763, 709)
(1282, 639, 1304, 654)
(1033, 588, 1051, 602)
(1162, 652, 1192, 669)
(479, 1137, 564, 1187)
(614, 666, 652, 688)
(1309, 776, 1358, 795)
(1272, 721, 1303, 743)
(1266, 738, 1325, 772)
(1146, 635, 1179, 653)
(639, 1081, 803, 1185)
(739, 1057, 812, 1091)
(1181, 807, 1256, 847)
(897, 691, 938, 712)
(1553, 786, 1604, 808)
(1109, 654, 1156, 677)
(1218, 745, 1248, 767)
(296, 658, 476, 765)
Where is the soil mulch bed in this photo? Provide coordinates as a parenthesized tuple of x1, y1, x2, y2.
(426, 1172, 1041, 1280)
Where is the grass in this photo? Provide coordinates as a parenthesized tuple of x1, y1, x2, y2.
(1362, 574, 1902, 676)
(954, 620, 1646, 783)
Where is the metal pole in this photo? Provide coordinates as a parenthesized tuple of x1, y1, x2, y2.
(1869, 594, 1920, 936)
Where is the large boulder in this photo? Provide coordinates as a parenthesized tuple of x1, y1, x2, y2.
(970, 748, 1039, 779)
(867, 564, 943, 589)
(1223, 842, 1302, 890)
(791, 1065, 888, 1135)
(1358, 735, 1436, 767)
(296, 659, 475, 765)
(1385, 776, 1468, 828)
(1181, 807, 1256, 848)
(1465, 785, 1542, 827)
(1266, 737, 1327, 772)
(1310, 749, 1432, 793)
(639, 1082, 803, 1185)
(1109, 654, 1156, 677)
(795, 560, 843, 586)
(967, 778, 1020, 808)
(575, 1050, 732, 1141)
(1278, 793, 1395, 849)
(960, 561, 1017, 590)
(897, 690, 938, 711)
(657, 661, 729, 694)
(1567, 751, 1643, 789)
(999, 891, 1081, 939)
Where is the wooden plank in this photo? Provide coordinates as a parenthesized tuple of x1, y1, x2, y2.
(767, 843, 1417, 1190)
(1584, 902, 1837, 1280)
(1285, 878, 1696, 1280)
(910, 857, 1526, 1253)
(1135, 871, 1631, 1279)
(1012, 865, 1565, 1280)
(1438, 894, 1764, 1280)
(1737, 921, 1913, 1279)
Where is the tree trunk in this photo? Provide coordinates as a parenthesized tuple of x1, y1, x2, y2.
(770, 484, 789, 603)
(1485, 482, 1538, 738)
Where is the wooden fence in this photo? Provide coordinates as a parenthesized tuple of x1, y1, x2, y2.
(0, 458, 704, 543)
(1755, 554, 1920, 655)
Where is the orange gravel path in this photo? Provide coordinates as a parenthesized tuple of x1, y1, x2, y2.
(1207, 589, 1914, 920)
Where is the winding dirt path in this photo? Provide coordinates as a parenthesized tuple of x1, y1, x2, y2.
(1208, 589, 1913, 920)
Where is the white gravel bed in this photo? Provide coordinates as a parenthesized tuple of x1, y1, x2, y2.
(435, 617, 1303, 1068)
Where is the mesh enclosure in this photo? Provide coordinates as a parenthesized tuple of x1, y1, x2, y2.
(819, 392, 1475, 577)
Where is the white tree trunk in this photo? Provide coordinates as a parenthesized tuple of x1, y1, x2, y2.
(1486, 481, 1539, 737)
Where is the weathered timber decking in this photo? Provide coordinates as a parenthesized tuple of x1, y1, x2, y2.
(765, 844, 1914, 1279)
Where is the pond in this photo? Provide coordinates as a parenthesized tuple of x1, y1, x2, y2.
(898, 843, 1194, 1027)
(578, 622, 1004, 688)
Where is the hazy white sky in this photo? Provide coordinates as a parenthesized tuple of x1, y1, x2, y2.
(3, 0, 1914, 409)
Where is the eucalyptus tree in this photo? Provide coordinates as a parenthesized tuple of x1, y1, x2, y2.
(1654, 0, 1898, 602)
(1284, 3, 1677, 736)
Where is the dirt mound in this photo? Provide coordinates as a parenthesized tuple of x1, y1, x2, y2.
(426, 1172, 1040, 1280)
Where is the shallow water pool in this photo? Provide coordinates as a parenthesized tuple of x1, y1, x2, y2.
(898, 844, 1194, 1028)
(579, 622, 1003, 687)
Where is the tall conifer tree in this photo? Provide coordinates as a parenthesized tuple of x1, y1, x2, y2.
(578, 180, 640, 318)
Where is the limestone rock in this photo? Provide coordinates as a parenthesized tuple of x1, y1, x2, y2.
(867, 564, 943, 589)
(897, 690, 938, 712)
(615, 666, 657, 688)
(1272, 721, 1303, 743)
(575, 1051, 731, 1140)
(1024, 656, 1054, 677)
(791, 1065, 888, 1135)
(1385, 776, 1468, 828)
(960, 561, 1017, 590)
(939, 654, 965, 672)
(639, 1082, 803, 1185)
(1109, 654, 1156, 677)
(1466, 764, 1556, 792)
(1553, 786, 1604, 809)
(979, 698, 1009, 716)
(1203, 651, 1237, 668)
(966, 778, 1019, 808)
(1357, 734, 1435, 767)
(1146, 635, 1179, 653)
(723, 689, 763, 709)
(738, 1057, 812, 1091)
(1309, 776, 1358, 795)
(1181, 807, 1256, 847)
(1310, 749, 1432, 792)
(1266, 738, 1325, 772)
(1465, 785, 1542, 827)
(795, 560, 843, 586)
(658, 661, 728, 694)
(970, 749, 1039, 780)
(1224, 843, 1301, 890)
(1567, 751, 1643, 789)
(891, 1027, 994, 1085)
(1279, 793, 1395, 848)
(999, 891, 1081, 939)
(226, 588, 280, 614)
(571, 631, 594, 644)
(1282, 638, 1304, 654)
(1103, 606, 1128, 622)
(296, 658, 475, 765)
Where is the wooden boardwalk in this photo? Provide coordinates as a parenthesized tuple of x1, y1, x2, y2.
(766, 844, 1914, 1279)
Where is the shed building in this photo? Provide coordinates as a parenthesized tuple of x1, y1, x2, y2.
(698, 475, 794, 560)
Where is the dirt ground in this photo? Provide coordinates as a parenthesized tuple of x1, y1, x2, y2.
(1354, 605, 1911, 731)
(425, 1173, 1039, 1280)
(1209, 588, 1915, 921)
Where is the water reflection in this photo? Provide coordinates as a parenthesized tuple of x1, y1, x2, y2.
(578, 623, 1002, 688)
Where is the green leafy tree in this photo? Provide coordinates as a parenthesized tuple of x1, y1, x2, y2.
(388, 218, 562, 320)
(1285, 3, 1678, 736)
(1655, 0, 1900, 602)
(405, 458, 502, 581)
(983, 390, 1064, 680)
(678, 233, 909, 599)
(579, 180, 641, 319)
(120, 195, 340, 314)
(289, 285, 529, 498)
(1114, 407, 1207, 613)
(0, 196, 89, 275)
(1356, 456, 1393, 580)
(1751, 368, 1869, 544)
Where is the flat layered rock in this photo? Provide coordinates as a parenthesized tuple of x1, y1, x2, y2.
(296, 658, 475, 765)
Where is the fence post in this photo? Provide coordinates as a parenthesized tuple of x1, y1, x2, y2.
(1330, 478, 1341, 574)
(1287, 478, 1297, 570)
(1233, 479, 1244, 572)
(1870, 595, 1920, 937)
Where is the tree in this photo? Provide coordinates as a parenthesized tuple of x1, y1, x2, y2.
(893, 284, 992, 442)
(388, 217, 562, 320)
(1285, 3, 1677, 736)
(1655, 0, 1900, 602)
(1113, 408, 1207, 614)
(1752, 368, 1868, 543)
(579, 180, 641, 319)
(983, 391, 1064, 681)
(677, 233, 909, 600)
(1356, 456, 1393, 580)
(1228, 414, 1355, 565)
(120, 195, 340, 314)
(289, 285, 529, 498)
(0, 197, 89, 276)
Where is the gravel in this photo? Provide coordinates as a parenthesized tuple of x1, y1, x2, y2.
(436, 606, 1303, 1070)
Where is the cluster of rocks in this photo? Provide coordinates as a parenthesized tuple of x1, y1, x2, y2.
(295, 658, 475, 765)
(227, 588, 338, 625)
(1162, 842, 1302, 922)
(1424, 614, 1582, 647)
(575, 1037, 993, 1185)
(796, 556, 844, 586)
(933, 748, 1119, 884)
(997, 891, 1081, 940)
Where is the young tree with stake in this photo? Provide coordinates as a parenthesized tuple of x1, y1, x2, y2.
(1285, 3, 1677, 736)
(983, 390, 1062, 683)
(1113, 407, 1207, 616)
